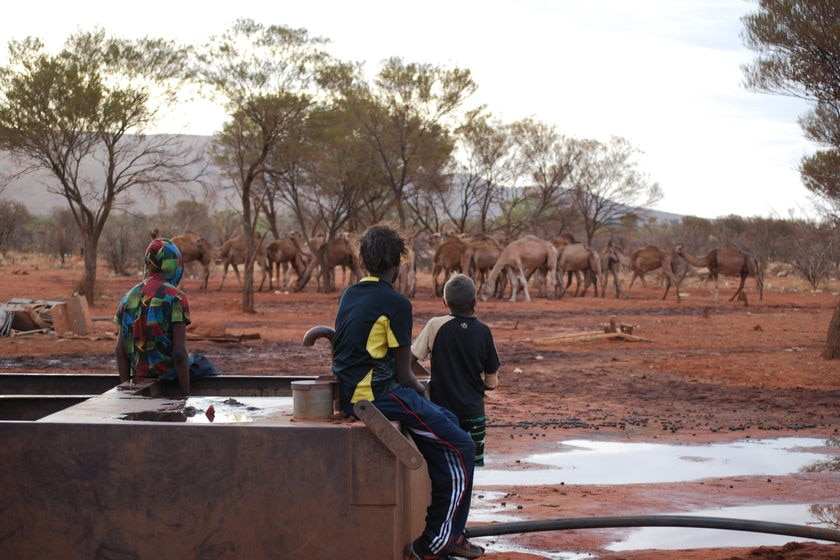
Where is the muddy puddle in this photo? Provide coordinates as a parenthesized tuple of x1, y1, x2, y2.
(477, 437, 840, 486)
(472, 437, 840, 555)
(606, 503, 839, 551)
(120, 396, 293, 423)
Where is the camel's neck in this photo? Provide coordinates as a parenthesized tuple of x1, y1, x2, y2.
(680, 250, 711, 267)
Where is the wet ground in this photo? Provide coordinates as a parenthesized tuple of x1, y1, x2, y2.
(1, 260, 839, 559)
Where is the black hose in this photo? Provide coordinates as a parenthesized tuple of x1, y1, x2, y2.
(465, 514, 840, 543)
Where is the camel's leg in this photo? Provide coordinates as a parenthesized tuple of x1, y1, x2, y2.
(432, 265, 443, 297)
(519, 267, 531, 302)
(200, 264, 209, 290)
(711, 274, 719, 303)
(609, 267, 620, 298)
(662, 271, 681, 302)
(258, 262, 269, 292)
(580, 269, 598, 297)
(730, 273, 748, 302)
(232, 265, 243, 291)
(508, 270, 519, 302)
(628, 272, 643, 299)
(283, 261, 292, 291)
(637, 274, 651, 299)
(217, 264, 229, 290)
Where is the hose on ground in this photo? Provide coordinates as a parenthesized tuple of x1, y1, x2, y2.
(465, 514, 840, 543)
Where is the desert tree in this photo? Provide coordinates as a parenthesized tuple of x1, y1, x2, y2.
(786, 219, 839, 291)
(0, 199, 29, 254)
(428, 110, 514, 234)
(564, 136, 663, 244)
(45, 207, 83, 266)
(0, 30, 199, 304)
(742, 0, 840, 216)
(101, 211, 150, 276)
(336, 57, 476, 229)
(742, 1, 840, 358)
(505, 118, 582, 238)
(197, 19, 329, 312)
(287, 104, 382, 292)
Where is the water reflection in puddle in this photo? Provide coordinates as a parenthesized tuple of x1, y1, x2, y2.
(120, 396, 292, 423)
(472, 438, 840, 553)
(606, 504, 837, 550)
(477, 437, 838, 486)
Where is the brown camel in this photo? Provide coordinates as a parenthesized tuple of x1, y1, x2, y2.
(295, 233, 362, 292)
(674, 244, 763, 303)
(551, 234, 588, 296)
(216, 233, 266, 291)
(481, 235, 557, 302)
(555, 243, 602, 298)
(432, 234, 473, 297)
(467, 234, 503, 295)
(605, 244, 682, 302)
(149, 229, 214, 290)
(259, 231, 309, 292)
(397, 244, 417, 298)
(600, 242, 623, 298)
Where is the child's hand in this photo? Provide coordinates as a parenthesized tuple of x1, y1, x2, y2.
(484, 373, 498, 390)
(419, 379, 430, 399)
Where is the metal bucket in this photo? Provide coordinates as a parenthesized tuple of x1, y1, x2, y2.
(291, 379, 335, 420)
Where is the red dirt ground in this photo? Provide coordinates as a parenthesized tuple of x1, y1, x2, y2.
(1, 256, 839, 560)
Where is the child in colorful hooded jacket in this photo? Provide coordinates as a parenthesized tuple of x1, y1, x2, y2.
(114, 237, 191, 395)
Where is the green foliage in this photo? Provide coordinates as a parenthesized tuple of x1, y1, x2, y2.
(197, 18, 331, 310)
(741, 1, 840, 215)
(0, 27, 197, 303)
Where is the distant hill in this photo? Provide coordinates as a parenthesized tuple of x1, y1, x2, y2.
(0, 135, 684, 225)
(0, 135, 226, 215)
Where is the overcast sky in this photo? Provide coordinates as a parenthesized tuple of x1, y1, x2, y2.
(1, 0, 821, 220)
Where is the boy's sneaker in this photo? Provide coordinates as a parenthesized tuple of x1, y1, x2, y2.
(449, 534, 484, 559)
(406, 537, 452, 560)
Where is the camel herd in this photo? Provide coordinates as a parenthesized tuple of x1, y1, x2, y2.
(148, 229, 764, 304)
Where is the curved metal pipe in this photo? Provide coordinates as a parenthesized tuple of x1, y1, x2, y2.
(302, 325, 335, 347)
(465, 515, 840, 543)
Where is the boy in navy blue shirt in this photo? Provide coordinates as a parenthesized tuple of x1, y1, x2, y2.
(332, 226, 484, 560)
(412, 273, 500, 466)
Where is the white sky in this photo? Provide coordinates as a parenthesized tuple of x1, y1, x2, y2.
(1, 0, 821, 220)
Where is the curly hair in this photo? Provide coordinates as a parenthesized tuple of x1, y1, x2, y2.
(359, 225, 406, 275)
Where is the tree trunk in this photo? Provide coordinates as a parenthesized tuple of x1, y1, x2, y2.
(821, 301, 840, 359)
(241, 263, 255, 314)
(82, 238, 98, 307)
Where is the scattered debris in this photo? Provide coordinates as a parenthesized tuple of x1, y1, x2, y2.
(603, 316, 638, 335)
(531, 317, 652, 346)
(0, 295, 94, 338)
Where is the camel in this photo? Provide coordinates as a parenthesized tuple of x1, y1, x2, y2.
(295, 233, 362, 292)
(432, 234, 473, 297)
(259, 231, 309, 292)
(600, 243, 623, 298)
(604, 244, 682, 302)
(396, 244, 417, 298)
(674, 244, 763, 304)
(149, 229, 214, 290)
(551, 234, 589, 296)
(466, 234, 503, 296)
(216, 233, 266, 291)
(555, 243, 602, 298)
(481, 235, 557, 302)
